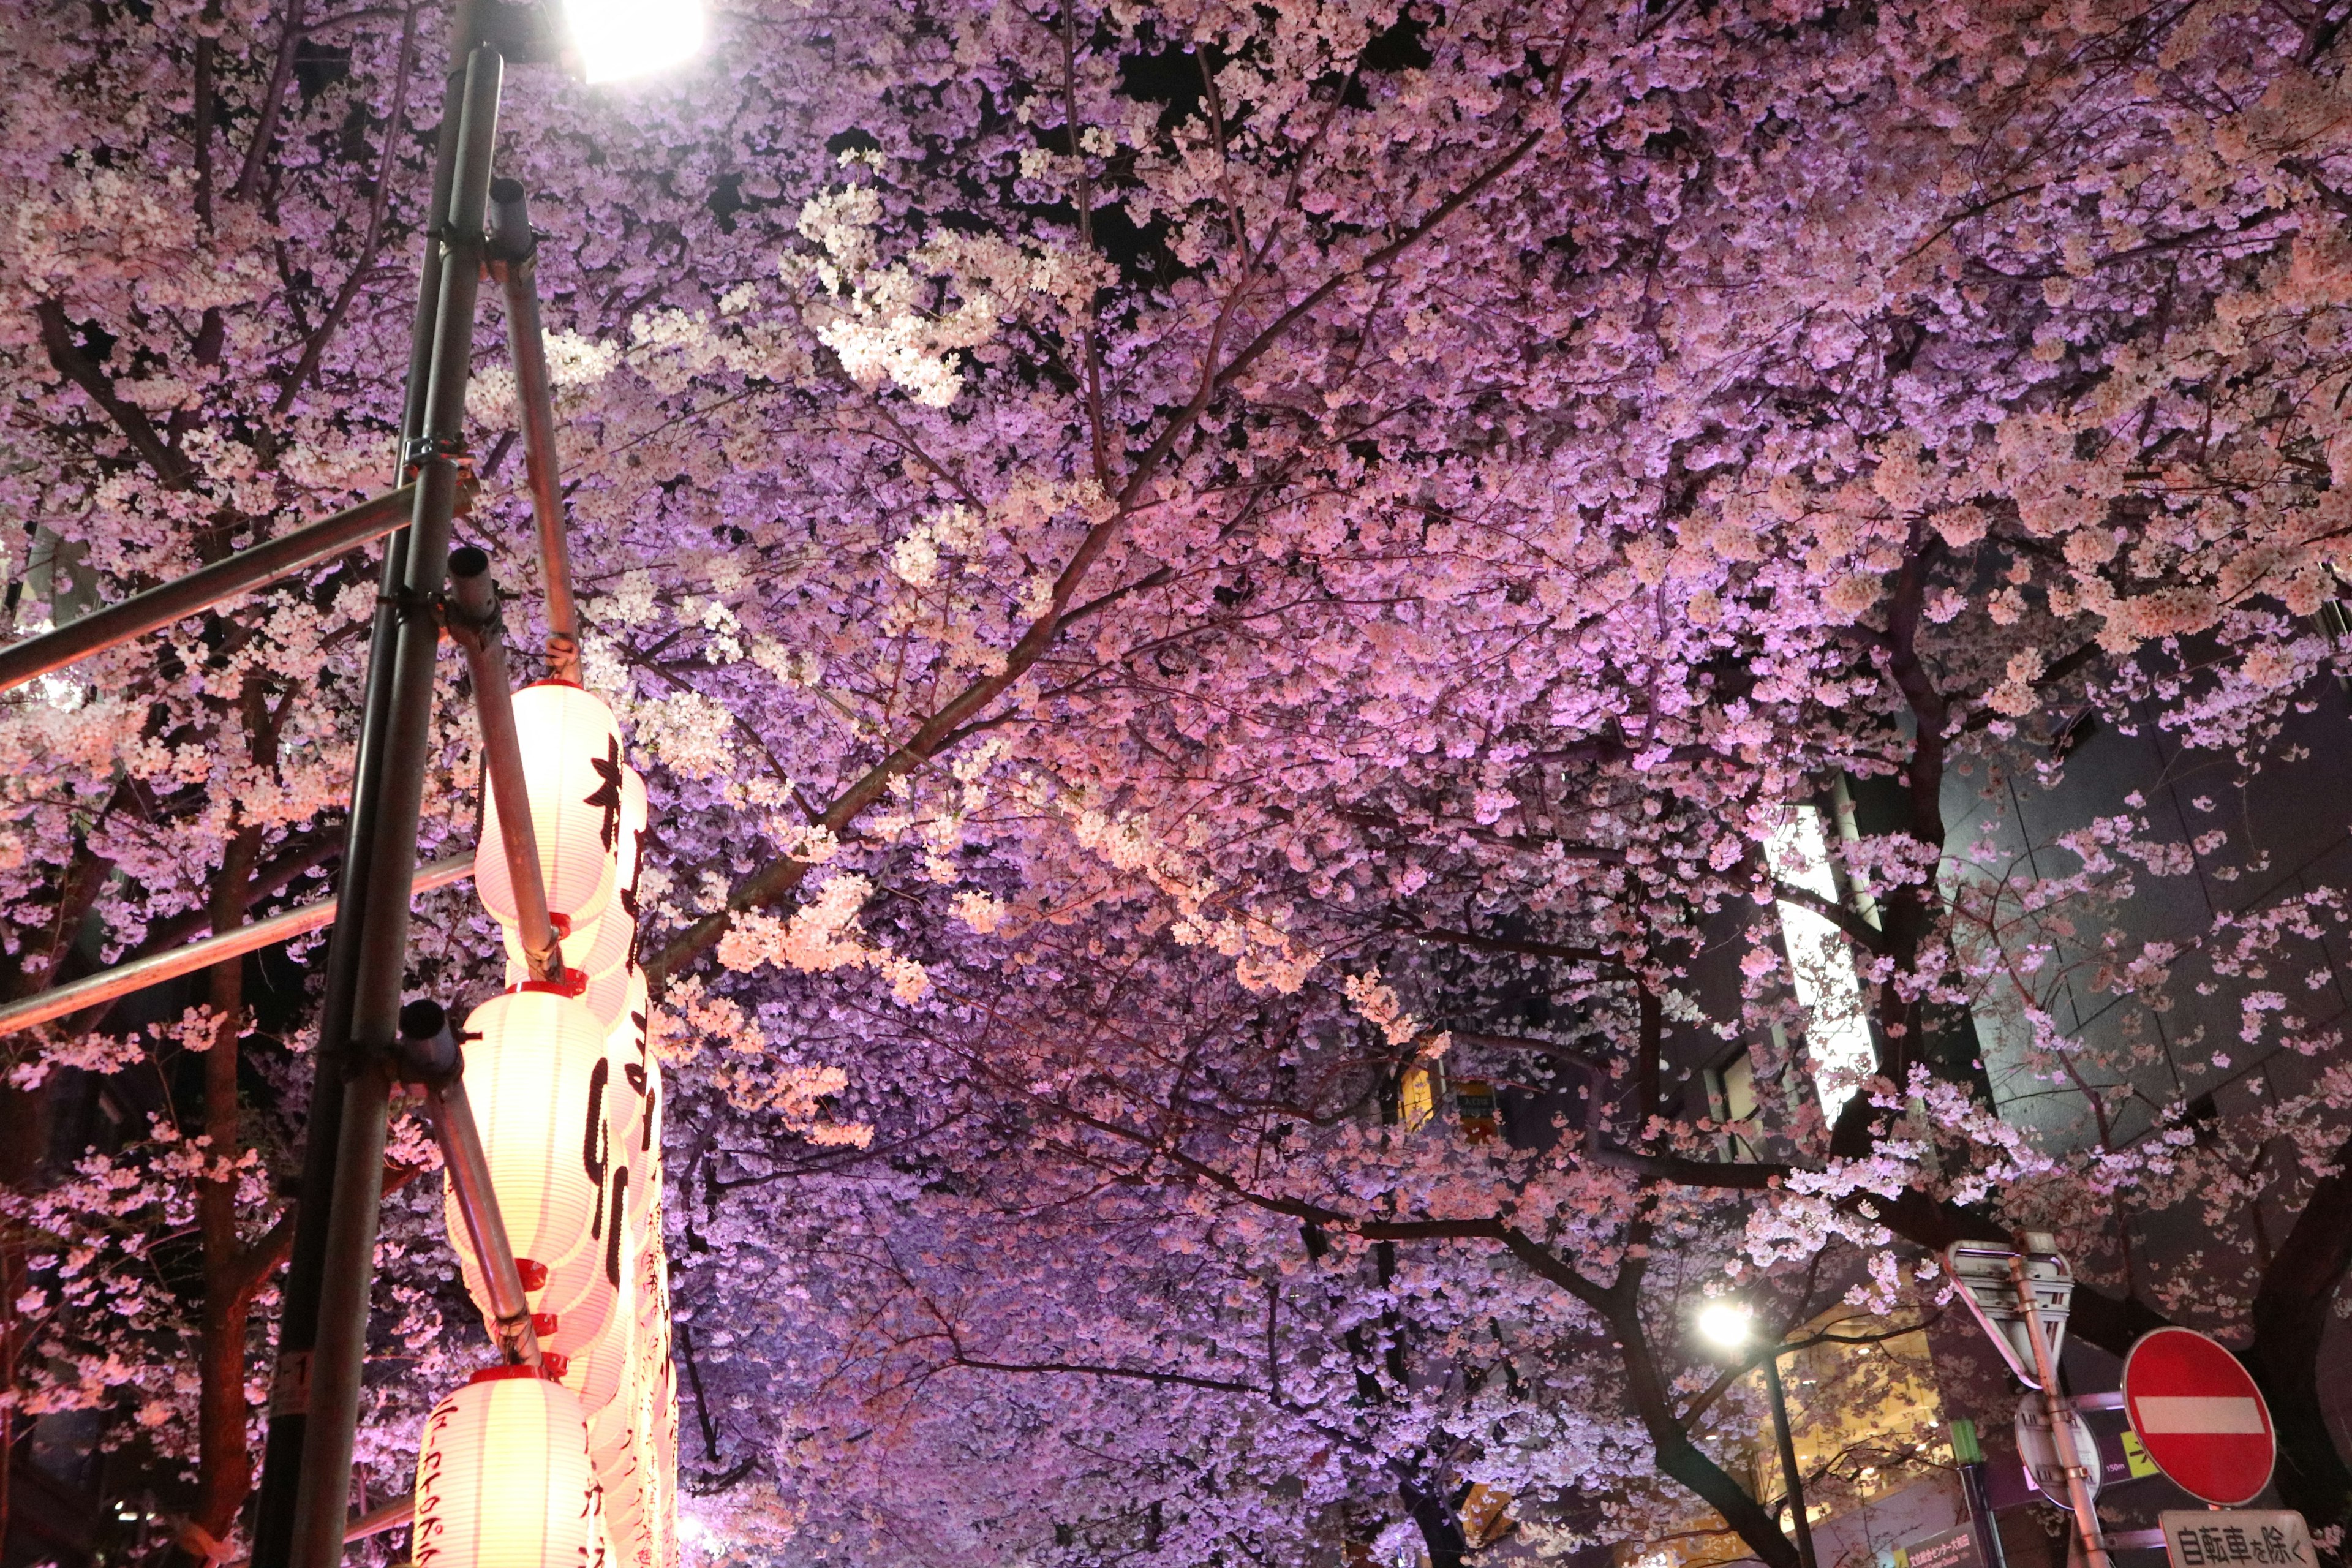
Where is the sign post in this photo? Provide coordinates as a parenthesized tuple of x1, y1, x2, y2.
(1944, 1235, 2111, 1568)
(2122, 1329, 2277, 1508)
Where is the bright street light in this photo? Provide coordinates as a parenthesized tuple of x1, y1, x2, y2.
(1697, 1298, 1753, 1349)
(1695, 1295, 1819, 1568)
(562, 0, 706, 82)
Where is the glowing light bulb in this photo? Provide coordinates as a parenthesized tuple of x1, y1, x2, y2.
(1697, 1299, 1752, 1349)
(562, 0, 705, 83)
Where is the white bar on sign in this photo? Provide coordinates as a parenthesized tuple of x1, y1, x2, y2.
(2133, 1396, 2267, 1434)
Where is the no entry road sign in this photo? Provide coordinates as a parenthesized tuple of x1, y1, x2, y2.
(2123, 1328, 2276, 1506)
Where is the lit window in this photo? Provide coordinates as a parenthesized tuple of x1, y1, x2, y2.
(1398, 1065, 1435, 1131)
(1709, 1048, 1759, 1162)
(1765, 804, 1875, 1123)
(1455, 1078, 1498, 1144)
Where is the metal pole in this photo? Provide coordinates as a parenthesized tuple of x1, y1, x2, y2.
(223, 1495, 415, 1568)
(1951, 1420, 2009, 1568)
(0, 855, 470, 1039)
(444, 547, 566, 983)
(0, 486, 429, 696)
(247, 8, 484, 1555)
(284, 42, 503, 1568)
(2013, 1259, 2113, 1568)
(1762, 1349, 1821, 1568)
(484, 178, 582, 684)
(391, 1000, 543, 1368)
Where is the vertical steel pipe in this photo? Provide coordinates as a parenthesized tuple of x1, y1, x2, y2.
(446, 546, 565, 983)
(246, 8, 483, 1558)
(284, 42, 503, 1568)
(485, 178, 582, 684)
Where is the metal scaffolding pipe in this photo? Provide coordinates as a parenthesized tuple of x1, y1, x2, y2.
(342, 1493, 414, 1544)
(486, 177, 581, 684)
(285, 41, 505, 1568)
(0, 855, 471, 1039)
(222, 1494, 414, 1568)
(0, 486, 432, 696)
(396, 1000, 543, 1368)
(445, 547, 565, 984)
(247, 7, 484, 1561)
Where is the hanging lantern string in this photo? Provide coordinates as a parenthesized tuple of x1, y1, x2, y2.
(447, 546, 568, 985)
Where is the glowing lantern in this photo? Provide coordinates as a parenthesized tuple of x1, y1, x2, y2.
(502, 764, 647, 980)
(448, 987, 616, 1357)
(581, 960, 642, 1035)
(549, 1005, 652, 1412)
(475, 682, 624, 936)
(587, 1385, 650, 1568)
(412, 1367, 599, 1568)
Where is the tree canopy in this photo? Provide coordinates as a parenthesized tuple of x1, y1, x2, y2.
(7, 0, 2352, 1564)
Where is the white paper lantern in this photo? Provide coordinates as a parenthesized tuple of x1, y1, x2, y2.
(552, 1005, 653, 1413)
(412, 1367, 598, 1568)
(448, 987, 616, 1358)
(588, 1387, 652, 1568)
(502, 764, 647, 979)
(475, 682, 624, 935)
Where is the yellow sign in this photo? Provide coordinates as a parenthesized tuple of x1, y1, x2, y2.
(2122, 1431, 2161, 1480)
(1458, 1484, 1513, 1548)
(1400, 1067, 1434, 1131)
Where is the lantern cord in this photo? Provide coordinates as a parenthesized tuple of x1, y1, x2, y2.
(398, 1000, 546, 1370)
(447, 546, 568, 985)
(486, 178, 582, 685)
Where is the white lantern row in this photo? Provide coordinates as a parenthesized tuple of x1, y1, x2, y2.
(423, 676, 677, 1568)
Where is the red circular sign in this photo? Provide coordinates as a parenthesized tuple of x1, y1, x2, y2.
(2122, 1327, 2275, 1506)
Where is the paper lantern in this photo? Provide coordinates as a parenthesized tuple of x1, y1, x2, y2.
(527, 1064, 631, 1362)
(588, 1388, 652, 1568)
(475, 682, 624, 935)
(552, 1005, 653, 1412)
(448, 987, 614, 1352)
(412, 1367, 598, 1568)
(502, 764, 647, 979)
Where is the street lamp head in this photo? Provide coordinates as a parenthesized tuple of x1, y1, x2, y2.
(1697, 1298, 1752, 1350)
(561, 0, 705, 83)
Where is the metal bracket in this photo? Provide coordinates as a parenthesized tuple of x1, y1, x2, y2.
(401, 434, 470, 477)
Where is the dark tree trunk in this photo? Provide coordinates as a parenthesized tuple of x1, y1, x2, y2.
(2243, 1133, 2352, 1536)
(1393, 1462, 1469, 1568)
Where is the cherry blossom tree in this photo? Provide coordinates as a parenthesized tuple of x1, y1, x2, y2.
(9, 0, 2352, 1564)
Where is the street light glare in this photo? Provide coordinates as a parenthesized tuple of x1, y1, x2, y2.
(564, 0, 706, 83)
(1698, 1300, 1752, 1349)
